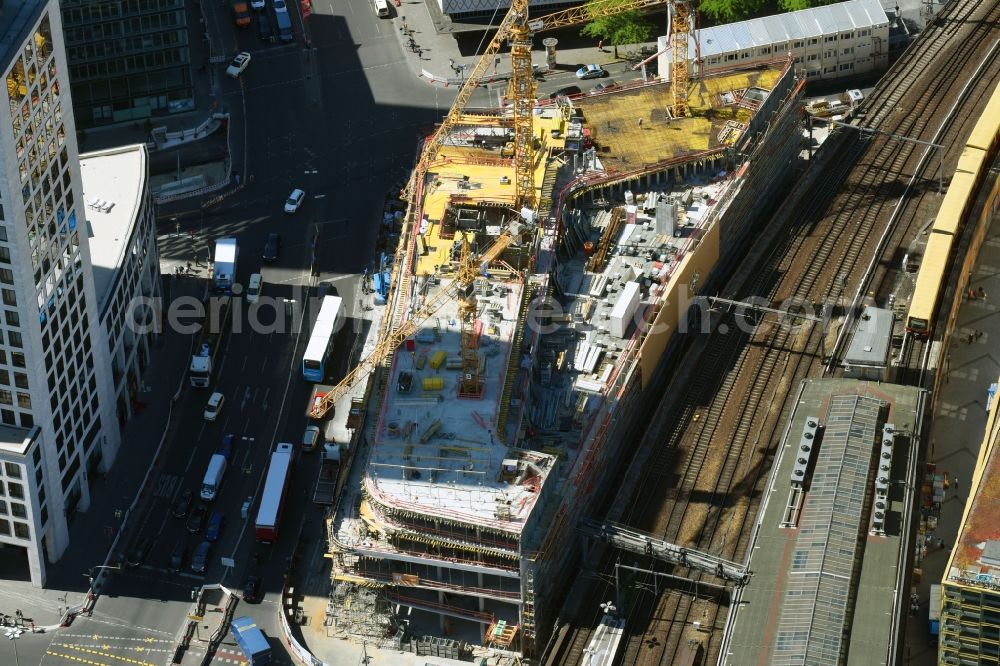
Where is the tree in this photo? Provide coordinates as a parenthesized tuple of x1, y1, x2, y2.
(580, 1, 656, 59)
(697, 0, 767, 23)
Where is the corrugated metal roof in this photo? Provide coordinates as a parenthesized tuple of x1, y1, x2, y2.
(691, 0, 889, 59)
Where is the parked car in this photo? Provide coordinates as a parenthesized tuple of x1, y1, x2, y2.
(186, 503, 208, 534)
(127, 537, 152, 567)
(243, 575, 262, 603)
(302, 425, 321, 452)
(590, 79, 618, 94)
(576, 64, 608, 80)
(256, 12, 274, 42)
(218, 434, 235, 461)
(225, 52, 251, 78)
(272, 0, 288, 14)
(251, 0, 265, 9)
(284, 189, 305, 213)
(191, 541, 211, 574)
(204, 392, 224, 421)
(549, 85, 582, 100)
(262, 233, 281, 262)
(169, 544, 189, 573)
(206, 512, 226, 542)
(171, 488, 194, 518)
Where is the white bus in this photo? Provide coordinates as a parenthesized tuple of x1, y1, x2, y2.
(302, 295, 344, 382)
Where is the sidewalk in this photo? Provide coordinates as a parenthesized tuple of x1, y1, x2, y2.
(903, 210, 1000, 662)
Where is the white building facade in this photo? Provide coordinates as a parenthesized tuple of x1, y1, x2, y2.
(657, 0, 891, 83)
(0, 0, 120, 586)
(80, 145, 160, 427)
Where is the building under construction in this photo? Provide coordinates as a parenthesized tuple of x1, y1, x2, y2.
(323, 48, 805, 659)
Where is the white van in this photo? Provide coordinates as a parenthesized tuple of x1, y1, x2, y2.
(201, 454, 228, 501)
(247, 273, 263, 304)
(374, 0, 390, 17)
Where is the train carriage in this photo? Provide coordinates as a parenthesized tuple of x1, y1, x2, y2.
(933, 169, 978, 236)
(966, 84, 1000, 152)
(907, 232, 956, 336)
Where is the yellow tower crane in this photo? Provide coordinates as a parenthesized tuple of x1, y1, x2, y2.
(311, 0, 669, 420)
(404, 0, 667, 209)
(309, 225, 523, 419)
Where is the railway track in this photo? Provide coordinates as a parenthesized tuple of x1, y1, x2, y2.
(583, 2, 1000, 665)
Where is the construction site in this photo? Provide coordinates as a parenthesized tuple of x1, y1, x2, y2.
(309, 0, 806, 658)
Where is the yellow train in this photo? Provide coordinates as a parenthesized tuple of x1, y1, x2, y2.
(906, 82, 1000, 337)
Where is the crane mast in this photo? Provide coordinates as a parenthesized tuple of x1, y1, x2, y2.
(509, 1, 537, 210)
(670, 0, 691, 117)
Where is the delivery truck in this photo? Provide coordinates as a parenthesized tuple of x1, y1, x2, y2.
(213, 238, 238, 293)
(231, 616, 271, 664)
(200, 454, 227, 502)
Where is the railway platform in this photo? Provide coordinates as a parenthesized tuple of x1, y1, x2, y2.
(903, 188, 1000, 663)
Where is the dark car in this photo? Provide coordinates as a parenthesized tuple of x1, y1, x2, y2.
(256, 11, 274, 42)
(169, 543, 189, 573)
(549, 85, 582, 100)
(205, 512, 226, 542)
(218, 434, 235, 461)
(171, 488, 193, 518)
(186, 503, 208, 534)
(262, 233, 281, 262)
(191, 541, 211, 574)
(243, 575, 262, 603)
(127, 537, 152, 567)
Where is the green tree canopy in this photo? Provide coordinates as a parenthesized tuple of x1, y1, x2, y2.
(697, 0, 767, 22)
(699, 0, 833, 23)
(579, 2, 656, 58)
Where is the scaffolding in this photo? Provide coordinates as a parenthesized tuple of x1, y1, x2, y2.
(326, 583, 397, 648)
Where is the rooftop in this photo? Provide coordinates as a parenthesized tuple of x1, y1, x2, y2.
(946, 372, 1000, 590)
(79, 144, 148, 314)
(724, 378, 923, 666)
(0, 0, 46, 72)
(0, 423, 40, 457)
(572, 67, 784, 172)
(843, 305, 894, 367)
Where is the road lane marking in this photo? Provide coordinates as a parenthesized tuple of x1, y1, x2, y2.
(184, 447, 198, 474)
(60, 635, 172, 643)
(46, 646, 156, 666)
